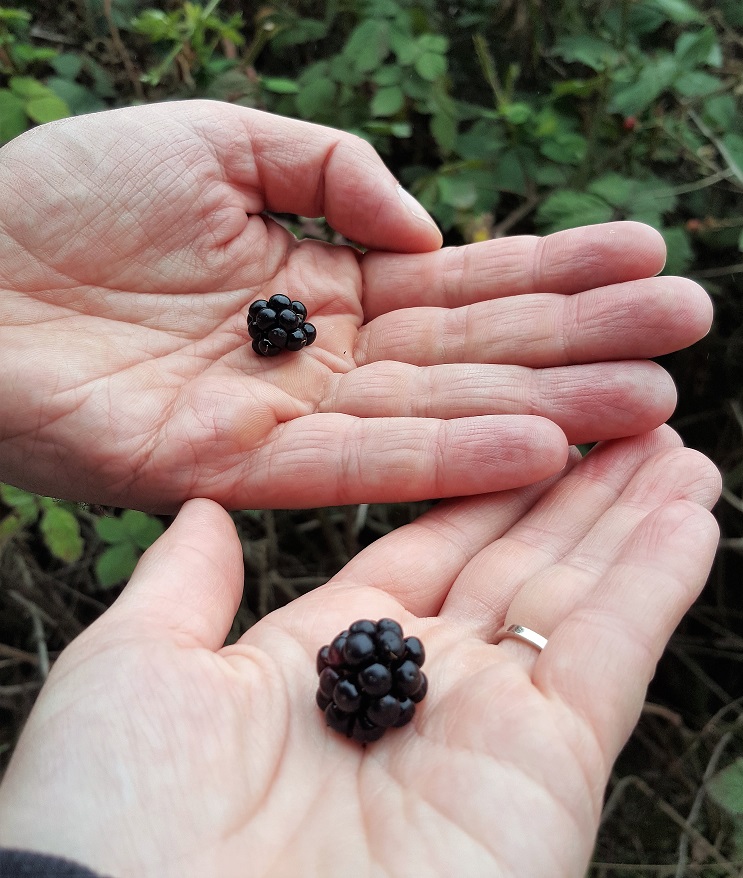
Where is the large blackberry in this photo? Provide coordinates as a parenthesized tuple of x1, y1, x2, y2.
(247, 295, 316, 357)
(316, 619, 427, 744)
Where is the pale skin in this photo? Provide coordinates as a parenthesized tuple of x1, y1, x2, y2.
(0, 100, 713, 511)
(0, 426, 721, 877)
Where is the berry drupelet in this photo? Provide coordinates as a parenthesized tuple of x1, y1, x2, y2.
(316, 619, 427, 744)
(247, 295, 317, 357)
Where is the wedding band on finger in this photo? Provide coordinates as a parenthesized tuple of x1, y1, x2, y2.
(494, 624, 548, 652)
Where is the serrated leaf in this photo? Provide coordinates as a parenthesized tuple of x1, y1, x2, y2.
(25, 95, 70, 124)
(414, 50, 447, 82)
(537, 191, 614, 233)
(121, 509, 164, 550)
(40, 505, 83, 564)
(261, 76, 299, 94)
(95, 542, 139, 588)
(708, 758, 743, 815)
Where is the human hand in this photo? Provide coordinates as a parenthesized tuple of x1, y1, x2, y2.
(0, 426, 720, 878)
(0, 100, 711, 510)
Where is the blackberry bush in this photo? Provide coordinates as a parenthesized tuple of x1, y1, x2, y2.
(316, 618, 427, 744)
(247, 295, 316, 357)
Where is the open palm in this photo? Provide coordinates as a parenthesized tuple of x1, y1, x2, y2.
(0, 426, 720, 877)
(0, 101, 711, 510)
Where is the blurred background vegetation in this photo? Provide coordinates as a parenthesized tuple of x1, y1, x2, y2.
(0, 0, 742, 873)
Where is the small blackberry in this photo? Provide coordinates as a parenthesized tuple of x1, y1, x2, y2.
(315, 618, 428, 744)
(247, 295, 316, 357)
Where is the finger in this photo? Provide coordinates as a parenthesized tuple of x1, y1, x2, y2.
(331, 450, 583, 616)
(535, 501, 719, 764)
(323, 360, 677, 444)
(439, 427, 684, 625)
(493, 446, 721, 661)
(356, 276, 713, 367)
(239, 413, 569, 507)
(98, 499, 244, 650)
(213, 103, 442, 252)
(361, 221, 666, 319)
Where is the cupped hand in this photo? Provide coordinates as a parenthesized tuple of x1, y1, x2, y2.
(0, 426, 721, 878)
(0, 100, 711, 510)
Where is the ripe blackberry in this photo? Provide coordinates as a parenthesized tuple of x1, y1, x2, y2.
(247, 296, 316, 357)
(315, 618, 428, 744)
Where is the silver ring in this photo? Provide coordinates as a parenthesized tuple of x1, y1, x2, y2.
(494, 624, 547, 652)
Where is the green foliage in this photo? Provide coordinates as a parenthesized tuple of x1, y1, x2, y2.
(94, 509, 164, 588)
(0, 485, 83, 564)
(131, 0, 244, 87)
(707, 759, 743, 858)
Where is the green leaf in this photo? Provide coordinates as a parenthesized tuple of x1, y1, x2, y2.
(608, 54, 679, 116)
(261, 76, 299, 94)
(344, 19, 390, 73)
(389, 25, 417, 66)
(95, 542, 139, 588)
(430, 111, 457, 155)
(703, 94, 737, 131)
(95, 515, 128, 544)
(708, 758, 743, 815)
(270, 18, 328, 50)
(40, 505, 83, 564)
(659, 226, 694, 275)
(674, 28, 721, 69)
(674, 71, 722, 97)
(295, 78, 336, 120)
(418, 34, 448, 55)
(643, 0, 705, 24)
(414, 50, 447, 82)
(372, 65, 401, 87)
(721, 133, 743, 180)
(537, 191, 614, 233)
(539, 132, 587, 165)
(0, 484, 39, 525)
(738, 228, 743, 253)
(25, 95, 70, 124)
(50, 53, 84, 80)
(121, 510, 164, 551)
(552, 35, 620, 72)
(438, 175, 477, 209)
(9, 76, 51, 99)
(46, 78, 105, 114)
(371, 84, 404, 117)
(499, 102, 531, 125)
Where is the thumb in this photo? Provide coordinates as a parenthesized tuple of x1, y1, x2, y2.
(99, 499, 245, 650)
(223, 104, 443, 252)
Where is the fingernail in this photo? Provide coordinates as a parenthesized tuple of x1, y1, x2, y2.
(396, 183, 440, 232)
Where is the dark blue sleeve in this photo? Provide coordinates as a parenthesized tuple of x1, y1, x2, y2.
(0, 849, 110, 877)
